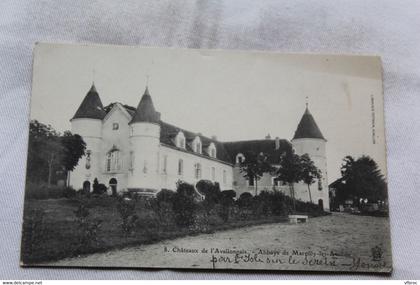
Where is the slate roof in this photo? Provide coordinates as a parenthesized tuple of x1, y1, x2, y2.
(85, 87, 296, 165)
(72, 84, 106, 120)
(223, 139, 292, 164)
(159, 121, 232, 164)
(292, 107, 325, 140)
(129, 87, 161, 124)
(102, 102, 294, 165)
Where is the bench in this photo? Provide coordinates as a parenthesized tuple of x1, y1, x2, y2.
(288, 215, 308, 224)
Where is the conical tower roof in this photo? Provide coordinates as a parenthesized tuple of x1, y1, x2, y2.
(292, 106, 325, 140)
(72, 83, 106, 120)
(129, 86, 160, 124)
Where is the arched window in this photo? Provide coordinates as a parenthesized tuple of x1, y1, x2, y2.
(236, 153, 245, 164)
(106, 148, 121, 172)
(194, 163, 202, 179)
(178, 159, 184, 175)
(193, 136, 202, 154)
(208, 143, 217, 158)
(176, 131, 186, 149)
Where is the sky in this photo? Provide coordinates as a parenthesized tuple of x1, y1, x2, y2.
(30, 43, 387, 182)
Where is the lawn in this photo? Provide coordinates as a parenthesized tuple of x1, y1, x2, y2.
(21, 196, 291, 264)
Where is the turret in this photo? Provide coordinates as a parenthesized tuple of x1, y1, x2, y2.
(69, 83, 105, 191)
(291, 105, 329, 210)
(127, 86, 161, 193)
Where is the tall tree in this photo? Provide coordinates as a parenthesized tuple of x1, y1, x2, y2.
(27, 120, 86, 186)
(61, 131, 86, 172)
(300, 154, 322, 203)
(340, 155, 387, 203)
(275, 149, 303, 212)
(239, 151, 274, 196)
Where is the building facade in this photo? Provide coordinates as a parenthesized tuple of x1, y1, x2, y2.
(68, 84, 329, 210)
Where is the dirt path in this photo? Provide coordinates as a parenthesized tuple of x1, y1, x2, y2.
(47, 213, 392, 273)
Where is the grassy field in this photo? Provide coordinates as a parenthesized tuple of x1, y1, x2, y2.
(21, 196, 291, 264)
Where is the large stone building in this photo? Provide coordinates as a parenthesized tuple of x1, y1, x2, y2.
(69, 84, 329, 210)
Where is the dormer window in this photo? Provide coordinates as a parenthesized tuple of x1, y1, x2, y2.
(208, 142, 217, 158)
(193, 136, 202, 154)
(236, 153, 245, 164)
(175, 131, 186, 149)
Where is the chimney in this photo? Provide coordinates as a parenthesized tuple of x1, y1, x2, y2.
(265, 133, 271, 139)
(275, 137, 280, 150)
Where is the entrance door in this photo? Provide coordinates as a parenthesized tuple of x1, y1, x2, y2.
(109, 178, 117, 196)
(318, 199, 324, 210)
(83, 181, 90, 193)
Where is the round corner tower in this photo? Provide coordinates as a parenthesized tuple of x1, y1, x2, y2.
(127, 86, 161, 193)
(291, 105, 329, 211)
(69, 83, 105, 191)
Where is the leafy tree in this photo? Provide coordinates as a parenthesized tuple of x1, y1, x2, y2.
(275, 149, 303, 212)
(300, 154, 322, 203)
(61, 131, 86, 171)
(339, 155, 387, 203)
(239, 151, 274, 195)
(27, 120, 86, 187)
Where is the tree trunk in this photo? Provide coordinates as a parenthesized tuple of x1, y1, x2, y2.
(47, 156, 54, 188)
(289, 183, 296, 213)
(307, 183, 313, 203)
(255, 178, 258, 196)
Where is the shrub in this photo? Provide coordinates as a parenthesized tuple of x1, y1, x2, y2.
(156, 189, 175, 204)
(238, 192, 253, 209)
(25, 182, 77, 200)
(21, 209, 47, 258)
(92, 178, 108, 195)
(73, 203, 102, 252)
(270, 190, 290, 216)
(151, 189, 176, 227)
(117, 198, 139, 237)
(196, 180, 221, 214)
(219, 190, 236, 222)
(172, 182, 197, 227)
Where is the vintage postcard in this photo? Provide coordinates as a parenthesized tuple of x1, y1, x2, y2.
(21, 43, 392, 273)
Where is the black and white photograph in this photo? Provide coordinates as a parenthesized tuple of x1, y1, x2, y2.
(20, 43, 391, 273)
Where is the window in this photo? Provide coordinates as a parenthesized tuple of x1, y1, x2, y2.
(208, 143, 217, 158)
(318, 179, 323, 191)
(196, 142, 202, 153)
(162, 155, 168, 174)
(248, 177, 255, 186)
(193, 136, 202, 154)
(112, 123, 119, 130)
(194, 163, 202, 179)
(178, 159, 183, 175)
(236, 153, 245, 164)
(180, 138, 185, 149)
(272, 177, 281, 186)
(106, 150, 121, 172)
(223, 170, 227, 185)
(211, 167, 216, 181)
(176, 132, 186, 149)
(129, 151, 134, 170)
